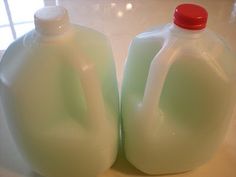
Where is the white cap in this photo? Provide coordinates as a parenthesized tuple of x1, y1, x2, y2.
(34, 6, 70, 35)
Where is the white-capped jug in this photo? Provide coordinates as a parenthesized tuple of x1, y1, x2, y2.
(0, 6, 119, 177)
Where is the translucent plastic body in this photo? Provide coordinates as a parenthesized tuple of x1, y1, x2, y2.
(0, 25, 119, 177)
(121, 24, 236, 174)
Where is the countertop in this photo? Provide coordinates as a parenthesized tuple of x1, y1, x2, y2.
(0, 0, 236, 177)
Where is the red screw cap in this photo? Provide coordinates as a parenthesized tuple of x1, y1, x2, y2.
(174, 4, 208, 30)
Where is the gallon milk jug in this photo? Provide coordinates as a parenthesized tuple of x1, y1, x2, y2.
(121, 3, 236, 174)
(0, 6, 119, 177)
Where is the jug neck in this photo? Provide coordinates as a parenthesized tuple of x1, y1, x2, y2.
(35, 26, 75, 43)
(169, 24, 206, 38)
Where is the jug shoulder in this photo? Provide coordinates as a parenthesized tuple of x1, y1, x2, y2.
(0, 33, 28, 72)
(135, 24, 169, 40)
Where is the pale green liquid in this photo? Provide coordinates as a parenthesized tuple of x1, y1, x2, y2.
(160, 57, 232, 132)
(1, 25, 119, 177)
(122, 36, 234, 173)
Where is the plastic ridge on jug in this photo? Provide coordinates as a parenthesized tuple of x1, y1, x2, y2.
(0, 6, 119, 177)
(121, 3, 236, 174)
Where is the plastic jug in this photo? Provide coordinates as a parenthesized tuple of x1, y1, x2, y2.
(121, 4, 236, 174)
(0, 6, 119, 177)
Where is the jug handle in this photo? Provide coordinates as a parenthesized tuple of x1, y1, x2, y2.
(141, 38, 179, 125)
(73, 52, 107, 130)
